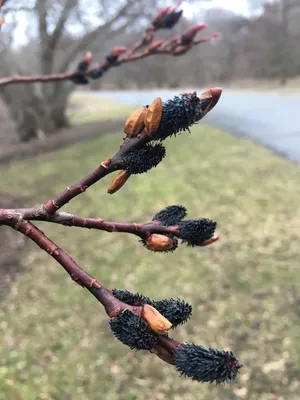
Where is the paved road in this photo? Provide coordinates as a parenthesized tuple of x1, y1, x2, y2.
(81, 89, 300, 162)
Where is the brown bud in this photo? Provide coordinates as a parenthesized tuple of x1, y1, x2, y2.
(142, 304, 172, 335)
(107, 170, 131, 194)
(144, 97, 162, 136)
(124, 106, 147, 137)
(147, 40, 164, 53)
(83, 51, 93, 63)
(145, 234, 174, 252)
(111, 46, 127, 56)
(200, 233, 219, 247)
(172, 43, 192, 56)
(198, 87, 222, 115)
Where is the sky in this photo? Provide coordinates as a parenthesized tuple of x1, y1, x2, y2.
(182, 0, 250, 17)
(5, 0, 251, 47)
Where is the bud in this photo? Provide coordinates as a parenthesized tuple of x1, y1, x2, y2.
(107, 170, 131, 194)
(77, 51, 93, 72)
(200, 233, 219, 246)
(0, 17, 4, 29)
(153, 90, 222, 141)
(147, 40, 164, 53)
(145, 234, 175, 252)
(71, 74, 89, 85)
(172, 43, 192, 56)
(87, 67, 104, 80)
(111, 46, 127, 56)
(142, 29, 154, 45)
(198, 87, 222, 116)
(152, 6, 170, 27)
(152, 205, 187, 226)
(181, 24, 208, 46)
(161, 10, 183, 29)
(145, 97, 162, 136)
(178, 218, 217, 247)
(122, 143, 166, 175)
(124, 106, 147, 137)
(109, 310, 157, 350)
(106, 47, 127, 65)
(174, 343, 242, 383)
(142, 304, 172, 335)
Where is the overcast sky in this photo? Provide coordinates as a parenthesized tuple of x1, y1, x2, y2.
(5, 1, 251, 47)
(182, 0, 250, 17)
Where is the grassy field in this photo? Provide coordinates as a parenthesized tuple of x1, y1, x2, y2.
(68, 94, 134, 124)
(1, 119, 300, 400)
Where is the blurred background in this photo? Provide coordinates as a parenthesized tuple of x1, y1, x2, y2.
(0, 1, 300, 399)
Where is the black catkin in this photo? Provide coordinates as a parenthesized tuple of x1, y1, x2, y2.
(112, 289, 192, 327)
(122, 143, 166, 175)
(179, 219, 216, 246)
(153, 298, 192, 327)
(154, 92, 205, 140)
(112, 289, 152, 306)
(109, 310, 157, 350)
(174, 343, 242, 384)
(152, 205, 187, 226)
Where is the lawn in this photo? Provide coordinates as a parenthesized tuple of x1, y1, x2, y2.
(68, 94, 134, 124)
(1, 118, 300, 399)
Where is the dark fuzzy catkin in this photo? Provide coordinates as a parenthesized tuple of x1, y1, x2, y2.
(154, 92, 204, 141)
(152, 10, 183, 30)
(122, 144, 166, 175)
(112, 289, 152, 306)
(174, 343, 242, 384)
(71, 75, 89, 85)
(87, 67, 104, 80)
(152, 205, 187, 226)
(109, 310, 157, 350)
(179, 219, 216, 246)
(112, 289, 192, 327)
(153, 298, 192, 327)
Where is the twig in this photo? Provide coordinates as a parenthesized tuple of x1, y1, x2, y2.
(0, 38, 219, 87)
(0, 0, 8, 9)
(2, 214, 241, 381)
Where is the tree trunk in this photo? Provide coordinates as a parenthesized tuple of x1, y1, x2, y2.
(0, 81, 72, 141)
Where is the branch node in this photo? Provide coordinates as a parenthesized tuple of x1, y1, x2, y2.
(109, 308, 121, 318)
(101, 159, 111, 169)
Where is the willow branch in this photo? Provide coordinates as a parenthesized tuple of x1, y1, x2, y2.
(1, 214, 192, 367)
(0, 37, 219, 87)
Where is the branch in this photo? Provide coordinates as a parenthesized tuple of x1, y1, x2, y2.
(56, 0, 136, 73)
(48, 0, 78, 51)
(0, 0, 221, 87)
(0, 36, 219, 87)
(41, 88, 221, 214)
(1, 214, 242, 383)
(0, 207, 219, 251)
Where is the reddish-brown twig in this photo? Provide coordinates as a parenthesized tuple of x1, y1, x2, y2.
(0, 0, 8, 9)
(0, 37, 219, 87)
(0, 212, 196, 367)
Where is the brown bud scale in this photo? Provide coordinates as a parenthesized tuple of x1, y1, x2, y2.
(145, 234, 174, 252)
(107, 170, 131, 194)
(145, 97, 163, 136)
(142, 304, 172, 335)
(124, 107, 147, 137)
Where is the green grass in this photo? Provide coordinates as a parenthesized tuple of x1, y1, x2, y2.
(1, 125, 300, 400)
(68, 94, 134, 124)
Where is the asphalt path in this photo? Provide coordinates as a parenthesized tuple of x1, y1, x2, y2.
(83, 89, 300, 162)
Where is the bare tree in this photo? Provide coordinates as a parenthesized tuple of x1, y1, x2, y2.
(0, 0, 155, 140)
(0, 0, 220, 141)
